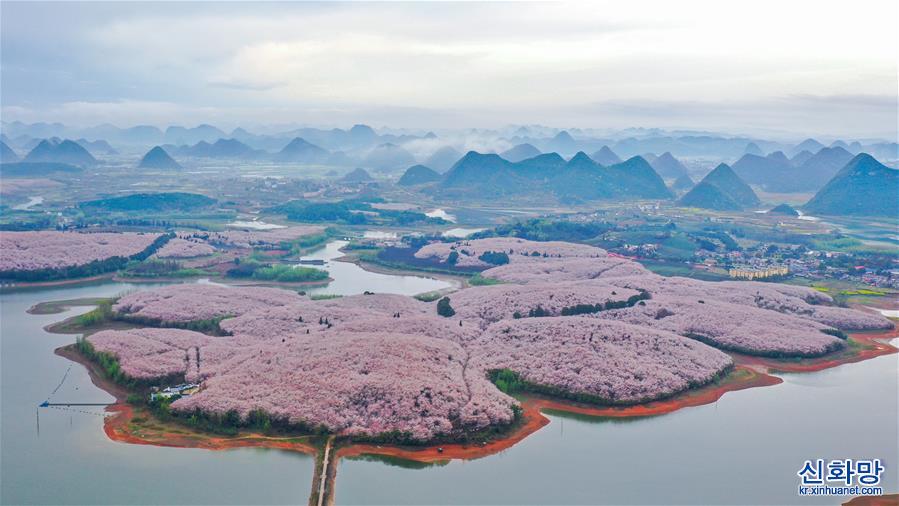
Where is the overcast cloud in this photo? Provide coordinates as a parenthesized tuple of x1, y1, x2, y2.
(1, 1, 896, 139)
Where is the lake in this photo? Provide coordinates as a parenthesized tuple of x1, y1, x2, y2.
(0, 282, 313, 505)
(1, 242, 895, 504)
(335, 346, 898, 504)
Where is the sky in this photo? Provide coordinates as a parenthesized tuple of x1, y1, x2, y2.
(1, 1, 897, 140)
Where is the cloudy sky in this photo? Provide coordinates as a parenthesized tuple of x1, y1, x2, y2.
(2, 1, 896, 139)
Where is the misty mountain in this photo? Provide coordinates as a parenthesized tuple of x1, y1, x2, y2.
(679, 163, 759, 210)
(348, 124, 378, 147)
(341, 167, 375, 183)
(0, 141, 19, 163)
(438, 151, 670, 201)
(650, 152, 688, 178)
(138, 146, 182, 170)
(611, 135, 776, 159)
(678, 182, 741, 210)
(175, 138, 261, 159)
(275, 137, 330, 163)
(789, 150, 814, 166)
(398, 164, 442, 186)
(441, 152, 514, 190)
(76, 138, 118, 155)
(501, 143, 541, 162)
(791, 138, 825, 156)
(830, 140, 849, 150)
(545, 130, 578, 154)
(803, 154, 898, 217)
(732, 147, 855, 193)
(791, 146, 855, 191)
(591, 146, 622, 166)
(731, 152, 792, 189)
(24, 139, 97, 166)
(605, 156, 672, 198)
(766, 151, 790, 165)
(362, 143, 416, 171)
(424, 146, 463, 173)
(165, 124, 227, 145)
(744, 142, 763, 155)
(701, 163, 760, 207)
(641, 153, 658, 164)
(671, 173, 695, 192)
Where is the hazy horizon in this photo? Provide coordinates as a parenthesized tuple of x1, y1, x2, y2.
(2, 1, 897, 139)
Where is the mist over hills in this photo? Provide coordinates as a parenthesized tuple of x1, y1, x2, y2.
(424, 146, 463, 173)
(363, 143, 416, 171)
(6, 121, 896, 163)
(1, 121, 896, 201)
(732, 146, 855, 192)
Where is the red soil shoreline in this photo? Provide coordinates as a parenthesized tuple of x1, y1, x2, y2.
(56, 329, 897, 463)
(335, 364, 780, 463)
(735, 328, 898, 374)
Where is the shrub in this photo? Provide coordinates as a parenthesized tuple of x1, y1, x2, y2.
(437, 297, 456, 317)
(478, 251, 510, 265)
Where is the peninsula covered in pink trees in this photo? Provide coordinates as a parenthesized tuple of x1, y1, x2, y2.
(154, 238, 216, 259)
(0, 231, 162, 272)
(81, 238, 892, 443)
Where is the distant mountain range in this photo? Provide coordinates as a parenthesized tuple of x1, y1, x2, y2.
(436, 150, 671, 202)
(169, 138, 263, 159)
(5, 120, 898, 157)
(732, 146, 856, 192)
(803, 154, 898, 217)
(678, 163, 759, 210)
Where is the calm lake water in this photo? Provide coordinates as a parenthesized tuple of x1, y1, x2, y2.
(337, 346, 898, 505)
(1, 242, 896, 504)
(302, 240, 454, 296)
(1, 282, 313, 505)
